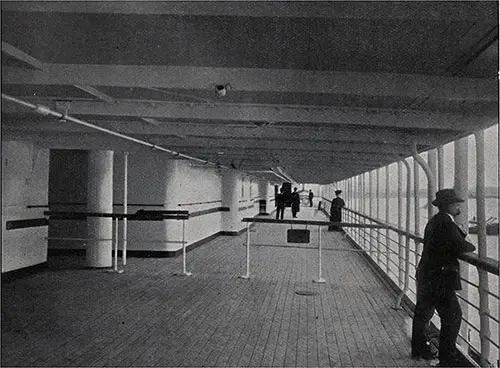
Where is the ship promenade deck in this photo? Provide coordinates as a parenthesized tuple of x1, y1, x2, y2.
(1, 207, 430, 367)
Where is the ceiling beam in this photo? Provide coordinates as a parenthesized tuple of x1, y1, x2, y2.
(1, 41, 45, 70)
(3, 97, 494, 131)
(3, 64, 497, 101)
(73, 85, 114, 103)
(0, 117, 455, 146)
(2, 2, 496, 22)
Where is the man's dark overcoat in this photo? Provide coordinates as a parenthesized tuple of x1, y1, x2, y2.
(416, 211, 475, 291)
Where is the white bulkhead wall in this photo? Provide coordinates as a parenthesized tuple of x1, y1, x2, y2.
(2, 141, 49, 272)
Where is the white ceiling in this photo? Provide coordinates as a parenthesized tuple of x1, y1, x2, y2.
(1, 1, 498, 184)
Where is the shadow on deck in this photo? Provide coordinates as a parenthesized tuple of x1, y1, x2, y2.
(1, 208, 430, 367)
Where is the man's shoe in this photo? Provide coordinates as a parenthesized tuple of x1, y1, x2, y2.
(436, 356, 466, 367)
(411, 349, 437, 360)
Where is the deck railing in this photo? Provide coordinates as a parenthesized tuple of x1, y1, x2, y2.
(341, 206, 499, 367)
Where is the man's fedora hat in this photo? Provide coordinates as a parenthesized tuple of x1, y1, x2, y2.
(335, 190, 342, 194)
(432, 189, 464, 206)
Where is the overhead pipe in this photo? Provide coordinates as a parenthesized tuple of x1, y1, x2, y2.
(412, 142, 437, 221)
(427, 149, 438, 218)
(1, 93, 227, 168)
(246, 169, 289, 182)
(275, 166, 296, 184)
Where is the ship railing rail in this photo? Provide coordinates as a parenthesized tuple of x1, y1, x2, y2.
(342, 207, 499, 367)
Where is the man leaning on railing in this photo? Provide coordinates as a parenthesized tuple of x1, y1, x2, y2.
(411, 189, 476, 367)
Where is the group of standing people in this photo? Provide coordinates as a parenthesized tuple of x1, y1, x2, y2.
(275, 187, 301, 219)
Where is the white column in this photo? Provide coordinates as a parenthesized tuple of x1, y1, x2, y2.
(428, 149, 438, 219)
(222, 170, 240, 234)
(437, 146, 445, 190)
(258, 179, 269, 215)
(397, 161, 404, 286)
(454, 136, 470, 350)
(474, 130, 491, 365)
(87, 150, 113, 268)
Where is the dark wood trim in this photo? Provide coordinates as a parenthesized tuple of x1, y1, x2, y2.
(48, 249, 86, 256)
(177, 199, 222, 207)
(190, 207, 229, 217)
(6, 218, 49, 230)
(47, 202, 165, 207)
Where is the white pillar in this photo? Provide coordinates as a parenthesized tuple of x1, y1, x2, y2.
(437, 146, 445, 190)
(454, 137, 470, 350)
(428, 149, 438, 220)
(474, 130, 491, 365)
(87, 150, 113, 268)
(222, 171, 240, 234)
(258, 179, 269, 215)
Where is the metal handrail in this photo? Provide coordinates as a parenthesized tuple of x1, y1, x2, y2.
(343, 207, 499, 275)
(44, 210, 189, 220)
(342, 204, 499, 365)
(177, 199, 222, 206)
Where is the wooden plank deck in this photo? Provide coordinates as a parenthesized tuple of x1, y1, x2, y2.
(2, 207, 431, 367)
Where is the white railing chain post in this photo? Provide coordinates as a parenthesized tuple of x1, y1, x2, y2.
(313, 225, 326, 283)
(239, 222, 251, 279)
(107, 216, 124, 274)
(174, 219, 192, 277)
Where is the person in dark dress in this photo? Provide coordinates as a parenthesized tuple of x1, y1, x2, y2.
(308, 190, 314, 207)
(275, 187, 285, 219)
(329, 190, 345, 231)
(290, 187, 300, 218)
(411, 189, 476, 366)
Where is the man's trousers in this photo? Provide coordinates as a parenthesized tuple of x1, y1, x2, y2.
(411, 281, 462, 363)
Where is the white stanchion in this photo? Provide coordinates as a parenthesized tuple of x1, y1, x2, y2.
(174, 219, 192, 276)
(108, 217, 124, 274)
(239, 222, 251, 279)
(313, 225, 326, 283)
(122, 152, 128, 266)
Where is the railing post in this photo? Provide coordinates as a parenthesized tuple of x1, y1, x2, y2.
(385, 166, 390, 275)
(107, 216, 124, 274)
(361, 173, 366, 249)
(376, 168, 381, 265)
(240, 221, 251, 279)
(427, 149, 438, 220)
(313, 225, 326, 283)
(182, 219, 192, 276)
(173, 218, 192, 276)
(454, 136, 470, 352)
(398, 161, 404, 287)
(474, 130, 491, 366)
(369, 170, 374, 256)
(414, 158, 422, 265)
(394, 159, 411, 309)
(437, 145, 445, 190)
(114, 216, 119, 271)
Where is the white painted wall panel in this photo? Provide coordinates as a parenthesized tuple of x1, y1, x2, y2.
(2, 142, 49, 272)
